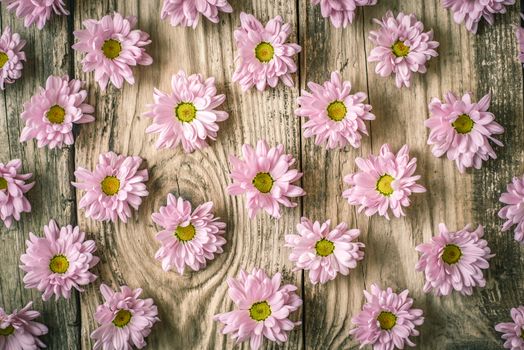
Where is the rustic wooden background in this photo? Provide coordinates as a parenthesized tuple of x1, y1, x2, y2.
(1, 0, 523, 349)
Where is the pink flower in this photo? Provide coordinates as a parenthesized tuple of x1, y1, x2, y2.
(368, 11, 439, 89)
(214, 268, 302, 350)
(72, 12, 152, 91)
(350, 284, 424, 350)
(2, 0, 69, 29)
(442, 0, 515, 33)
(227, 140, 305, 219)
(0, 26, 26, 90)
(232, 12, 301, 91)
(0, 159, 33, 228)
(342, 144, 426, 220)
(496, 306, 524, 350)
(311, 0, 377, 28)
(516, 14, 524, 64)
(0, 302, 48, 350)
(499, 175, 524, 243)
(152, 194, 226, 274)
(415, 223, 493, 296)
(161, 0, 232, 28)
(295, 71, 375, 149)
(20, 219, 99, 301)
(285, 217, 364, 284)
(144, 70, 228, 153)
(72, 152, 149, 223)
(425, 91, 504, 173)
(90, 284, 159, 350)
(19, 75, 94, 149)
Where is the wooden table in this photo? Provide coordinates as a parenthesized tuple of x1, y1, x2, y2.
(1, 1, 523, 349)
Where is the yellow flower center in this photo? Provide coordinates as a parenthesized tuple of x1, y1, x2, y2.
(392, 40, 410, 57)
(249, 301, 272, 321)
(376, 174, 395, 196)
(46, 105, 66, 124)
(452, 114, 475, 134)
(175, 102, 197, 123)
(255, 42, 275, 63)
(442, 244, 462, 265)
(101, 176, 120, 196)
(315, 238, 335, 257)
(102, 39, 122, 59)
(0, 325, 14, 336)
(252, 172, 274, 193)
(0, 52, 9, 69)
(327, 101, 347, 122)
(49, 255, 69, 274)
(174, 224, 196, 242)
(112, 309, 132, 328)
(0, 177, 7, 190)
(377, 311, 397, 330)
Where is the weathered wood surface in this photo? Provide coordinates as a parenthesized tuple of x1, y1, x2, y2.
(0, 0, 523, 349)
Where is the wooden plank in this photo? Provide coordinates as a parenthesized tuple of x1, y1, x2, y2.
(0, 3, 80, 349)
(73, 1, 302, 349)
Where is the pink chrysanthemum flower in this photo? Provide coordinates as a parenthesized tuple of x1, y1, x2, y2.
(425, 91, 504, 173)
(2, 0, 69, 30)
(415, 223, 493, 296)
(160, 0, 232, 28)
(295, 71, 375, 149)
(72, 152, 149, 223)
(144, 70, 228, 153)
(442, 0, 515, 34)
(342, 144, 426, 220)
(311, 0, 377, 28)
(368, 11, 439, 89)
(516, 14, 524, 64)
(232, 12, 301, 91)
(19, 219, 99, 301)
(152, 194, 226, 274)
(0, 26, 26, 90)
(285, 217, 364, 285)
(19, 75, 94, 149)
(350, 284, 424, 350)
(0, 159, 33, 228)
(72, 12, 152, 91)
(496, 306, 524, 350)
(0, 302, 48, 350)
(90, 284, 159, 350)
(214, 268, 302, 350)
(227, 140, 305, 219)
(499, 175, 524, 243)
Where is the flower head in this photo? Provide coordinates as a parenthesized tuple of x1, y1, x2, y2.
(20, 219, 99, 301)
(19, 75, 94, 149)
(415, 223, 493, 296)
(0, 26, 26, 90)
(152, 194, 226, 274)
(295, 71, 375, 149)
(0, 159, 33, 228)
(495, 306, 524, 350)
(72, 12, 152, 91)
(72, 152, 149, 223)
(442, 0, 515, 33)
(350, 284, 424, 350)
(425, 91, 504, 173)
(161, 0, 232, 28)
(2, 0, 69, 29)
(285, 217, 364, 284)
(0, 302, 48, 350)
(311, 0, 377, 28)
(368, 11, 439, 89)
(342, 144, 426, 219)
(144, 70, 228, 153)
(516, 14, 524, 64)
(232, 12, 301, 91)
(227, 140, 305, 219)
(90, 284, 159, 350)
(214, 268, 302, 350)
(499, 175, 524, 243)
